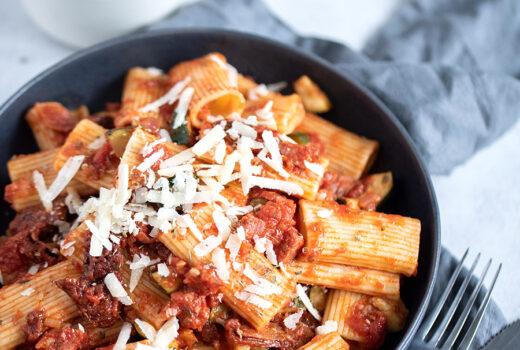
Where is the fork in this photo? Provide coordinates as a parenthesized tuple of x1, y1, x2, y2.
(414, 248, 502, 350)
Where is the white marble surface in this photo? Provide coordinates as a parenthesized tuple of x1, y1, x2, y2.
(1, 0, 519, 321)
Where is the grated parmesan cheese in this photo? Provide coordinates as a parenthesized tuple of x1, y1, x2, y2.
(237, 137, 255, 194)
(86, 219, 112, 257)
(264, 239, 278, 265)
(35, 155, 85, 211)
(135, 319, 157, 341)
(194, 235, 222, 257)
(283, 310, 304, 330)
(146, 67, 164, 76)
(218, 151, 239, 184)
(279, 262, 290, 278)
(214, 139, 226, 164)
(304, 160, 324, 175)
(317, 209, 333, 218)
(225, 233, 243, 261)
(104, 273, 133, 305)
(192, 125, 226, 156)
(27, 265, 39, 275)
(113, 322, 132, 350)
(231, 121, 257, 139)
(213, 209, 231, 241)
(254, 236, 267, 254)
(255, 101, 277, 129)
(296, 284, 321, 321)
(160, 148, 195, 169)
(88, 135, 106, 150)
(141, 139, 166, 157)
(21, 287, 35, 296)
(236, 291, 272, 309)
(257, 148, 290, 178)
(173, 87, 194, 128)
(153, 317, 179, 348)
(261, 130, 288, 178)
(65, 187, 83, 215)
(243, 264, 282, 295)
(156, 263, 170, 277)
(212, 248, 230, 281)
(226, 205, 253, 220)
(236, 226, 246, 240)
(137, 148, 164, 172)
(248, 176, 303, 196)
(140, 77, 190, 112)
(159, 129, 173, 143)
(316, 320, 338, 335)
(181, 214, 203, 241)
(266, 81, 288, 92)
(248, 84, 269, 100)
(113, 163, 131, 219)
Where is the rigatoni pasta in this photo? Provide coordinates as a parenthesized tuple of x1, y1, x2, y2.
(296, 113, 378, 179)
(289, 260, 400, 299)
(169, 53, 245, 128)
(297, 332, 350, 350)
(25, 102, 88, 150)
(0, 261, 80, 349)
(115, 67, 170, 131)
(323, 289, 408, 348)
(5, 148, 96, 211)
(299, 200, 420, 276)
(0, 52, 421, 350)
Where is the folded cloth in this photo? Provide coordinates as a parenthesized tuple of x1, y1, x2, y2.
(149, 0, 520, 175)
(148, 0, 508, 347)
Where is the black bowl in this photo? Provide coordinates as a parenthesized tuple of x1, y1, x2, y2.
(0, 29, 440, 349)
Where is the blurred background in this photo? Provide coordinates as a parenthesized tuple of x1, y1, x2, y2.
(1, 0, 519, 323)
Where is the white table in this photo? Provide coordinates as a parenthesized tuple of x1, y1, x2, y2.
(1, 0, 519, 322)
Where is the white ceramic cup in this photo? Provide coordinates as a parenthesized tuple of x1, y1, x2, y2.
(21, 0, 194, 48)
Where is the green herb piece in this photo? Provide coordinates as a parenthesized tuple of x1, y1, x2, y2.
(288, 132, 310, 145)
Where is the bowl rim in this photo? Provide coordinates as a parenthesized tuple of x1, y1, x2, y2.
(0, 28, 440, 349)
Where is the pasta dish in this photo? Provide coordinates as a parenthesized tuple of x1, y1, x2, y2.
(0, 53, 420, 350)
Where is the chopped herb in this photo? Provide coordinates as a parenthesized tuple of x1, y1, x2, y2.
(170, 117, 190, 146)
(17, 280, 29, 284)
(236, 328, 243, 339)
(292, 297, 306, 309)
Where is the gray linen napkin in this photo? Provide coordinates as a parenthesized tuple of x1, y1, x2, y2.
(147, 0, 510, 348)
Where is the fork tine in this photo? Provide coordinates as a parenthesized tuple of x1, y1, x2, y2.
(416, 248, 469, 340)
(442, 258, 492, 349)
(427, 253, 481, 345)
(458, 263, 502, 350)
